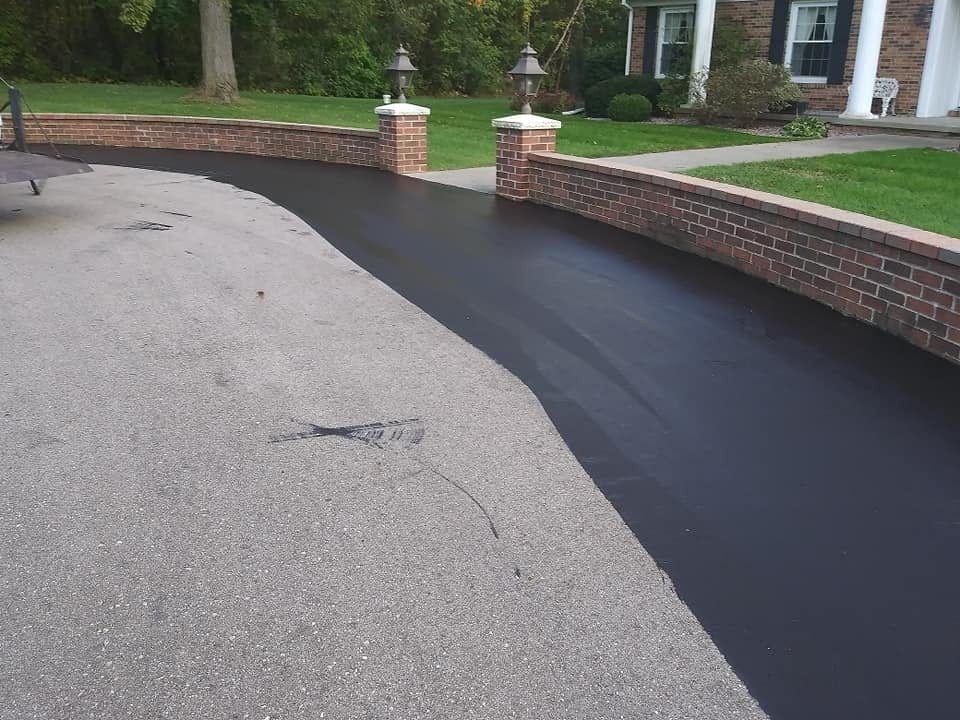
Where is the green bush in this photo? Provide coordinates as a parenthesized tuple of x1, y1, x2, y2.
(582, 42, 627, 90)
(782, 115, 828, 138)
(690, 60, 801, 126)
(655, 37, 691, 117)
(287, 31, 385, 97)
(657, 76, 690, 117)
(654, 20, 759, 117)
(584, 75, 661, 117)
(711, 21, 762, 68)
(607, 93, 653, 122)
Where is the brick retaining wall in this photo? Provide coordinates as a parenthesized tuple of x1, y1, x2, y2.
(525, 152, 960, 364)
(13, 114, 384, 169)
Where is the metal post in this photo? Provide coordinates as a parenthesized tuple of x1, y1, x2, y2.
(7, 88, 41, 194)
(8, 88, 28, 153)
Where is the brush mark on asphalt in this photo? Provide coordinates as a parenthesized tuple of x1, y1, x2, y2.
(415, 462, 502, 540)
(271, 419, 499, 538)
(115, 219, 173, 231)
(270, 418, 425, 448)
(68, 147, 960, 720)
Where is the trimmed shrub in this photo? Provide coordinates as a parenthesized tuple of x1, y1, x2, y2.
(690, 61, 801, 126)
(584, 75, 661, 117)
(608, 94, 653, 122)
(782, 115, 828, 138)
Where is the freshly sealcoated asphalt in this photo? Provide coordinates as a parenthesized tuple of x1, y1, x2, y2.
(9, 147, 960, 719)
(1, 162, 762, 720)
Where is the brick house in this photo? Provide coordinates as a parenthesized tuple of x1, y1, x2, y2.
(620, 0, 960, 117)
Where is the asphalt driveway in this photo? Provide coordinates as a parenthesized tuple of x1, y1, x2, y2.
(3, 149, 960, 720)
(0, 165, 761, 720)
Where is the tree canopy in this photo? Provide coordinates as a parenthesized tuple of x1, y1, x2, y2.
(0, 0, 627, 97)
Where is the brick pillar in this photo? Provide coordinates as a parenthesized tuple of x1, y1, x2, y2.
(492, 114, 561, 201)
(375, 103, 430, 173)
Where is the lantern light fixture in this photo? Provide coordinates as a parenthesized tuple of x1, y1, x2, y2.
(508, 44, 547, 114)
(386, 44, 418, 103)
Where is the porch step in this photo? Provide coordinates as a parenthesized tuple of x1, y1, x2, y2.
(821, 114, 960, 137)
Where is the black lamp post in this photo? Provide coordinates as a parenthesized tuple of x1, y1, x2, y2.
(386, 44, 417, 103)
(508, 44, 547, 114)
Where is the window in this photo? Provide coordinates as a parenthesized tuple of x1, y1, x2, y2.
(656, 7, 695, 78)
(785, 1, 837, 82)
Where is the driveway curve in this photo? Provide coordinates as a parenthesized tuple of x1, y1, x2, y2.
(1, 164, 761, 720)
(5, 148, 960, 720)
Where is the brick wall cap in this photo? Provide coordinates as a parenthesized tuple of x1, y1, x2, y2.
(14, 112, 379, 137)
(492, 114, 562, 130)
(526, 151, 960, 267)
(374, 103, 431, 116)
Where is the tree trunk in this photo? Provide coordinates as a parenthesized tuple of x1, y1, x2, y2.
(198, 0, 240, 103)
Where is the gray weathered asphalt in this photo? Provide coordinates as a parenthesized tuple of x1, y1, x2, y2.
(0, 167, 764, 720)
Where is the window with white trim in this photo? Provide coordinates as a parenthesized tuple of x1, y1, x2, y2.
(785, 1, 837, 83)
(656, 6, 695, 78)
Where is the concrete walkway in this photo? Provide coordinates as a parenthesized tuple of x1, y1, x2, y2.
(599, 132, 956, 171)
(412, 165, 498, 194)
(412, 133, 955, 193)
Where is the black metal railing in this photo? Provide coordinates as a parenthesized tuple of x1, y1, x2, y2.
(1, 87, 29, 153)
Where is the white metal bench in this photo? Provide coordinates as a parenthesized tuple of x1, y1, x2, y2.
(847, 77, 899, 117)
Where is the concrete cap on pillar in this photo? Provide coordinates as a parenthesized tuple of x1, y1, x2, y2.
(375, 103, 431, 116)
(492, 114, 562, 130)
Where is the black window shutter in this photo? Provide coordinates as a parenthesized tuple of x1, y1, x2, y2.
(768, 0, 791, 64)
(827, 0, 855, 84)
(642, 7, 659, 75)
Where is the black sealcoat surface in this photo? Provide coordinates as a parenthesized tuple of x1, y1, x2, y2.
(68, 147, 960, 720)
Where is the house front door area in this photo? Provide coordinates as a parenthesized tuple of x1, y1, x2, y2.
(625, 0, 960, 120)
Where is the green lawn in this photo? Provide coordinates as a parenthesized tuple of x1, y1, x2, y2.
(16, 82, 776, 170)
(688, 148, 960, 238)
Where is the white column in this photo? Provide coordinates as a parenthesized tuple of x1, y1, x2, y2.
(622, 1, 635, 75)
(916, 0, 959, 117)
(840, 0, 889, 118)
(688, 0, 717, 103)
